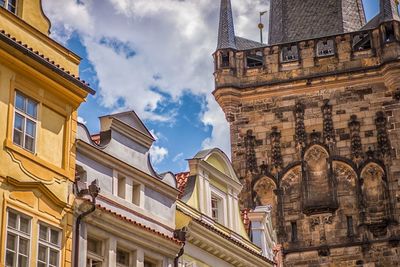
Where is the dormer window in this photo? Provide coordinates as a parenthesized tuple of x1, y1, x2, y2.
(209, 186, 226, 224)
(1, 0, 17, 14)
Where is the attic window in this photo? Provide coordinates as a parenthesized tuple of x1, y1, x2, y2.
(221, 52, 230, 68)
(316, 40, 335, 57)
(0, 0, 17, 14)
(246, 51, 263, 68)
(352, 32, 372, 51)
(211, 195, 222, 222)
(281, 44, 299, 62)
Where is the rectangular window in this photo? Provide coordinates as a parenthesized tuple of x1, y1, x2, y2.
(291, 221, 298, 242)
(116, 248, 129, 267)
(132, 183, 141, 206)
(0, 0, 17, 14)
(87, 237, 103, 267)
(5, 209, 31, 267)
(347, 216, 354, 237)
(211, 195, 220, 222)
(13, 91, 38, 153)
(37, 224, 61, 267)
(117, 174, 126, 199)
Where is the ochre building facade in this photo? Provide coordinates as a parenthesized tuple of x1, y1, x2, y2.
(0, 1, 94, 266)
(214, 0, 400, 266)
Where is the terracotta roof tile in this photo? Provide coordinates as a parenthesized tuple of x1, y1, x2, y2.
(175, 172, 190, 198)
(94, 203, 182, 245)
(0, 29, 95, 95)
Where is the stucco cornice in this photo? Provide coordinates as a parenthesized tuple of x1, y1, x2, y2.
(76, 140, 179, 198)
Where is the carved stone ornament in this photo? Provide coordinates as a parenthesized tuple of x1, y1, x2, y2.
(294, 102, 306, 148)
(259, 161, 269, 175)
(270, 127, 283, 174)
(322, 99, 335, 145)
(244, 129, 258, 174)
(309, 130, 322, 144)
(309, 217, 320, 231)
(375, 111, 391, 159)
(348, 115, 363, 161)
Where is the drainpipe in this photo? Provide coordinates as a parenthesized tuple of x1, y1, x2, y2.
(74, 179, 100, 267)
(173, 228, 187, 267)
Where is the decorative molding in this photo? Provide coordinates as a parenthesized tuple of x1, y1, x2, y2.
(321, 99, 335, 145)
(270, 127, 283, 175)
(244, 130, 258, 174)
(348, 115, 363, 162)
(375, 111, 391, 159)
(294, 102, 306, 149)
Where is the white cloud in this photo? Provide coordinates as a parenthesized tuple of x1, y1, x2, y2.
(43, 0, 269, 157)
(77, 116, 87, 125)
(149, 145, 168, 164)
(172, 152, 184, 162)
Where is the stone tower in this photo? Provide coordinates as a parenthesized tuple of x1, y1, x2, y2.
(269, 0, 367, 44)
(213, 0, 400, 266)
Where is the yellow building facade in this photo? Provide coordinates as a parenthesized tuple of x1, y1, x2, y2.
(0, 1, 94, 266)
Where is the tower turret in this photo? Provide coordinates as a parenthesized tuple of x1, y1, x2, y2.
(217, 0, 237, 50)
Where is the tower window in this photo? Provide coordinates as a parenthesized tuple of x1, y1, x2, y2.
(221, 52, 230, 67)
(281, 45, 299, 62)
(291, 221, 298, 242)
(317, 40, 335, 57)
(382, 23, 396, 43)
(0, 0, 17, 14)
(347, 216, 354, 237)
(352, 33, 372, 51)
(246, 51, 263, 68)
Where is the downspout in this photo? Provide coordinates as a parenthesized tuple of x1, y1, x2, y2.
(173, 228, 187, 267)
(73, 179, 100, 267)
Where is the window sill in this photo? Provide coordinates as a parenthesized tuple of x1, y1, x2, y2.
(4, 138, 69, 179)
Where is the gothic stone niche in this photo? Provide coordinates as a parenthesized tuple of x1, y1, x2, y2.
(254, 177, 278, 227)
(302, 145, 338, 215)
(281, 166, 301, 201)
(334, 162, 357, 198)
(360, 163, 390, 237)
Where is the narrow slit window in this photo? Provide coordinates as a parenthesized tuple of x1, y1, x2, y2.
(291, 221, 298, 242)
(117, 174, 126, 199)
(347, 216, 354, 237)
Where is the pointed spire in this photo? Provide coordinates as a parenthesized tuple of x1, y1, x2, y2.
(380, 0, 400, 22)
(217, 0, 236, 50)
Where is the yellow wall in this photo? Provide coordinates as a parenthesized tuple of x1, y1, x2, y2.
(0, 2, 89, 266)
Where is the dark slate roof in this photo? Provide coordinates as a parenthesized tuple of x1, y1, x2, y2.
(235, 36, 266, 50)
(217, 0, 236, 50)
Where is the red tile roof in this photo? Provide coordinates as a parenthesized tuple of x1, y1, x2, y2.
(0, 29, 95, 95)
(175, 172, 190, 198)
(94, 203, 182, 245)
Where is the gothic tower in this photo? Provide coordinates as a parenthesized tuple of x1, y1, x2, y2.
(213, 0, 400, 265)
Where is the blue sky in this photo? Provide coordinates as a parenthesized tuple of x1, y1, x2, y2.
(43, 0, 380, 174)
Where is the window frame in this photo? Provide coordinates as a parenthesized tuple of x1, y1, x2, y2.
(5, 209, 32, 267)
(0, 0, 17, 14)
(37, 223, 62, 267)
(116, 248, 130, 267)
(86, 237, 104, 267)
(209, 186, 227, 225)
(13, 90, 38, 153)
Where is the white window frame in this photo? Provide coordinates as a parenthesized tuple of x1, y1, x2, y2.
(5, 209, 32, 267)
(86, 237, 104, 267)
(37, 223, 62, 267)
(13, 91, 38, 153)
(209, 186, 227, 225)
(0, 0, 17, 14)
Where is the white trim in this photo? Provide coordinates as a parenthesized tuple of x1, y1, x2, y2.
(209, 185, 227, 225)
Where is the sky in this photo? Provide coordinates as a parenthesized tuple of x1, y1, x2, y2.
(42, 0, 380, 174)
